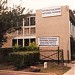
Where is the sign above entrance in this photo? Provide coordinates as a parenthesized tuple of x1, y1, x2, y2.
(38, 37, 59, 46)
(42, 6, 61, 17)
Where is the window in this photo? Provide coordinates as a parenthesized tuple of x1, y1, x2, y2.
(18, 39, 23, 47)
(24, 28, 29, 35)
(12, 38, 36, 47)
(25, 39, 29, 46)
(12, 39, 17, 46)
(30, 17, 35, 25)
(25, 38, 35, 46)
(25, 18, 29, 26)
(24, 16, 35, 26)
(30, 38, 35, 43)
(30, 27, 35, 34)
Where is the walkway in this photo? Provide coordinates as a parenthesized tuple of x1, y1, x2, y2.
(63, 61, 75, 75)
(0, 70, 56, 75)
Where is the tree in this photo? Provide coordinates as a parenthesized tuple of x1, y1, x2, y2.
(0, 0, 26, 47)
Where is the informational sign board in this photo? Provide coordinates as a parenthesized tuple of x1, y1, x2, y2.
(38, 37, 59, 46)
(42, 6, 61, 17)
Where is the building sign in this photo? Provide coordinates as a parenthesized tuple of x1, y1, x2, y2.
(38, 37, 59, 46)
(42, 6, 61, 17)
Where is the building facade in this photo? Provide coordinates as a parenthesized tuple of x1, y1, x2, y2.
(2, 6, 75, 60)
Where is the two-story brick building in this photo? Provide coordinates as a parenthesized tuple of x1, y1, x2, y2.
(2, 6, 75, 60)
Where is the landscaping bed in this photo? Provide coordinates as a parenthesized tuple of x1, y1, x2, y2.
(36, 62, 71, 75)
(0, 62, 71, 75)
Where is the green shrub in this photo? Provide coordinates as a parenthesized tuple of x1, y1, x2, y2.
(29, 42, 38, 51)
(12, 44, 19, 52)
(0, 48, 13, 63)
(12, 42, 39, 52)
(9, 51, 40, 69)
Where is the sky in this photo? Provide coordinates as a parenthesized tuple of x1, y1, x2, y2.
(7, 0, 75, 11)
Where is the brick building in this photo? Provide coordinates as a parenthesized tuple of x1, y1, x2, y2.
(3, 6, 75, 60)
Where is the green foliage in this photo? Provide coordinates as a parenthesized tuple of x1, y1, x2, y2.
(0, 1, 25, 47)
(10, 42, 39, 69)
(12, 44, 19, 52)
(12, 42, 39, 52)
(9, 51, 40, 69)
(29, 42, 38, 50)
(0, 48, 13, 63)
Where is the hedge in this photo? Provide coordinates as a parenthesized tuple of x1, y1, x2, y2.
(12, 46, 39, 52)
(9, 51, 40, 69)
(0, 48, 13, 63)
(12, 42, 39, 52)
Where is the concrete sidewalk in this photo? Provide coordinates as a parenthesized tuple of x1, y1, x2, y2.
(63, 61, 75, 75)
(0, 70, 56, 75)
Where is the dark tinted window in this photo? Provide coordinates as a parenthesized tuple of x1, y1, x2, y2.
(30, 38, 35, 43)
(18, 39, 23, 47)
(30, 17, 35, 25)
(25, 18, 29, 26)
(25, 39, 29, 46)
(12, 39, 17, 46)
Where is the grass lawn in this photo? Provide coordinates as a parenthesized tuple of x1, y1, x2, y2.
(0, 62, 71, 75)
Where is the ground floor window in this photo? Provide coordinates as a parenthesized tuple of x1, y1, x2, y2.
(18, 39, 23, 47)
(31, 38, 35, 43)
(12, 38, 35, 47)
(25, 39, 29, 46)
(12, 39, 17, 46)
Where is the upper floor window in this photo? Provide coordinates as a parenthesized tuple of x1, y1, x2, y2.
(24, 16, 35, 26)
(30, 17, 35, 25)
(30, 27, 35, 34)
(24, 28, 29, 35)
(25, 18, 29, 26)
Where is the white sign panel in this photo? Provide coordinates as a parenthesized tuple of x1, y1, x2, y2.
(42, 6, 61, 17)
(38, 37, 59, 46)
